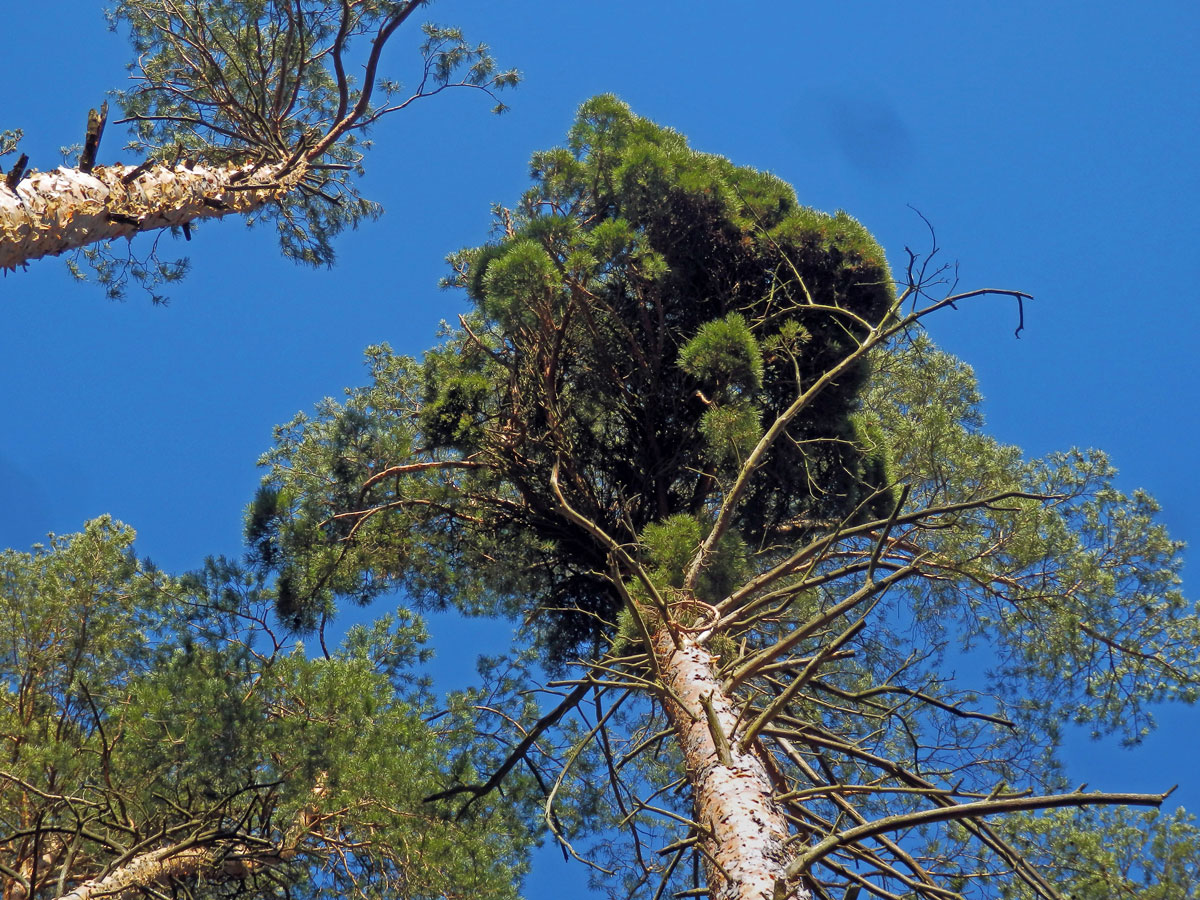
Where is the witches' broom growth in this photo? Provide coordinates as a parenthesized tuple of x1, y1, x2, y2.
(252, 96, 1199, 900)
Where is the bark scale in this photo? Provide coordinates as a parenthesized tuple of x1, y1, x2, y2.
(652, 628, 810, 900)
(34, 778, 325, 900)
(47, 843, 246, 900)
(40, 832, 313, 900)
(0, 161, 302, 271)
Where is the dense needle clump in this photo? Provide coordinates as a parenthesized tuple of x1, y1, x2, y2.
(248, 96, 1200, 900)
(251, 96, 897, 657)
(428, 95, 896, 655)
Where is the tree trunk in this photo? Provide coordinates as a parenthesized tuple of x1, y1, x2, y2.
(652, 628, 810, 900)
(0, 160, 302, 271)
(48, 843, 242, 900)
(42, 832, 317, 900)
(36, 777, 325, 900)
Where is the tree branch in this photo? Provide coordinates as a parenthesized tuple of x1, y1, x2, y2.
(784, 788, 1172, 880)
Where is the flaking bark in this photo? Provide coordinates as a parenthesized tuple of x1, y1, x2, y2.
(48, 844, 239, 900)
(40, 776, 325, 900)
(653, 628, 810, 900)
(0, 160, 301, 271)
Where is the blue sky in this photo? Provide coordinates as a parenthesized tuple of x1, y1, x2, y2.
(3, 1, 1198, 894)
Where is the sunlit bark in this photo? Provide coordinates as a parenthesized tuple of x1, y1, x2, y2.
(47, 844, 237, 900)
(0, 160, 300, 271)
(34, 775, 326, 900)
(653, 628, 810, 900)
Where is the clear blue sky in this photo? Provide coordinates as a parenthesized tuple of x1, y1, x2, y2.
(3, 1, 1198, 894)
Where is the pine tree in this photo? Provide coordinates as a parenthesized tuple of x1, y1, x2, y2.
(0, 517, 532, 900)
(251, 97, 1199, 900)
(0, 1, 516, 295)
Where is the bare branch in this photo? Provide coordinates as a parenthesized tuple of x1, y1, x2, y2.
(784, 789, 1171, 880)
